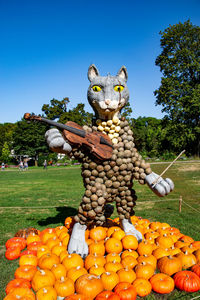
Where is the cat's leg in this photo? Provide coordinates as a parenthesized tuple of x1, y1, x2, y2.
(116, 188, 143, 242)
(68, 182, 107, 257)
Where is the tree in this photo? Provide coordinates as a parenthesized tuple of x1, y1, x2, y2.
(121, 102, 133, 120)
(0, 123, 16, 158)
(154, 20, 200, 156)
(42, 98, 93, 126)
(42, 98, 69, 120)
(1, 142, 10, 163)
(12, 119, 49, 166)
(130, 117, 163, 157)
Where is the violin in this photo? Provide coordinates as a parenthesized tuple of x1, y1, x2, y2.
(24, 113, 113, 160)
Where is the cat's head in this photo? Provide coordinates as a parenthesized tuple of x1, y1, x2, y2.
(87, 64, 129, 120)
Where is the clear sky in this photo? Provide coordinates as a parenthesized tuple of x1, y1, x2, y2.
(0, 0, 200, 123)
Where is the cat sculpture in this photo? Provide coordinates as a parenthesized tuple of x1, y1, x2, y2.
(45, 65, 174, 257)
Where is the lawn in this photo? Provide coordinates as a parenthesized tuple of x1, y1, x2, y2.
(0, 161, 200, 299)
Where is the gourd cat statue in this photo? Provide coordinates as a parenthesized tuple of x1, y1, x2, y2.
(45, 65, 174, 257)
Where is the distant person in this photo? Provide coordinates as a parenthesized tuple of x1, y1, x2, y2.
(19, 161, 24, 171)
(1, 162, 5, 171)
(43, 160, 47, 170)
(24, 161, 28, 171)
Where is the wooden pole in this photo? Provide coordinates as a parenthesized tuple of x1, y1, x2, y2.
(179, 196, 182, 213)
(152, 150, 186, 187)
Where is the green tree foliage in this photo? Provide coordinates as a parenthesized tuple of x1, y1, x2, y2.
(12, 119, 49, 166)
(1, 142, 10, 163)
(0, 123, 16, 159)
(42, 97, 69, 120)
(154, 20, 200, 156)
(42, 98, 93, 126)
(121, 102, 133, 120)
(130, 117, 163, 157)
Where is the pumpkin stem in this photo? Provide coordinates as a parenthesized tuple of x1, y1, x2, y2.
(40, 269, 46, 275)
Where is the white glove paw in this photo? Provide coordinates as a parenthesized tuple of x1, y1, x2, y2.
(145, 172, 174, 197)
(45, 128, 72, 154)
(67, 223, 88, 258)
(121, 219, 143, 242)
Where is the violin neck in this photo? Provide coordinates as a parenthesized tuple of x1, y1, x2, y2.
(40, 117, 86, 138)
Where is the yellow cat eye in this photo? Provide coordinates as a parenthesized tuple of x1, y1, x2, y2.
(114, 85, 124, 92)
(92, 85, 102, 92)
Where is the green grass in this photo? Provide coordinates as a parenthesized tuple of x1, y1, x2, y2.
(0, 162, 200, 299)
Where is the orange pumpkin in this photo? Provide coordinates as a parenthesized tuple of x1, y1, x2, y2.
(111, 229, 126, 240)
(40, 228, 56, 244)
(155, 234, 174, 248)
(51, 263, 67, 280)
(65, 295, 87, 300)
(67, 266, 88, 282)
(132, 278, 152, 297)
(26, 233, 41, 245)
(114, 282, 137, 300)
(117, 267, 136, 283)
(89, 241, 105, 255)
(36, 286, 57, 300)
(176, 251, 197, 269)
(95, 291, 119, 300)
(194, 249, 200, 263)
(150, 273, 175, 294)
(84, 253, 106, 270)
(137, 254, 157, 270)
(62, 253, 84, 271)
(101, 271, 119, 290)
(191, 263, 200, 278)
(3, 287, 35, 300)
(90, 227, 107, 241)
(137, 241, 153, 256)
(14, 265, 37, 282)
(106, 253, 121, 263)
(51, 242, 66, 256)
(135, 262, 154, 280)
(89, 264, 106, 276)
(105, 238, 123, 254)
(121, 235, 138, 250)
(121, 255, 138, 269)
(104, 261, 123, 273)
(5, 279, 31, 295)
(19, 254, 38, 267)
(75, 274, 104, 299)
(32, 269, 55, 292)
(38, 253, 60, 270)
(157, 255, 182, 276)
(54, 276, 75, 297)
(121, 249, 138, 259)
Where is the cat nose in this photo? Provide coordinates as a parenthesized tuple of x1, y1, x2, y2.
(105, 99, 111, 105)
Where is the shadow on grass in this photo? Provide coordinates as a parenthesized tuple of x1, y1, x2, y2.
(37, 206, 78, 226)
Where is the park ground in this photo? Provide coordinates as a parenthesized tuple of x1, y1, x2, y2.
(0, 160, 200, 299)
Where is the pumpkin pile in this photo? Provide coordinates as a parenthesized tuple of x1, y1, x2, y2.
(4, 215, 200, 299)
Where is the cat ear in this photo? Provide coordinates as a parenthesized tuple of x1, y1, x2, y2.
(88, 64, 100, 82)
(117, 66, 128, 82)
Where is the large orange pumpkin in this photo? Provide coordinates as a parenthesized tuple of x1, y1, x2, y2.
(75, 274, 104, 299)
(5, 279, 31, 295)
(132, 278, 152, 297)
(31, 269, 55, 292)
(101, 271, 119, 290)
(3, 287, 35, 300)
(114, 282, 137, 300)
(54, 276, 75, 297)
(174, 270, 200, 292)
(150, 273, 175, 294)
(157, 255, 182, 276)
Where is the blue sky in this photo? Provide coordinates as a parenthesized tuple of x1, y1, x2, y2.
(0, 0, 200, 123)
